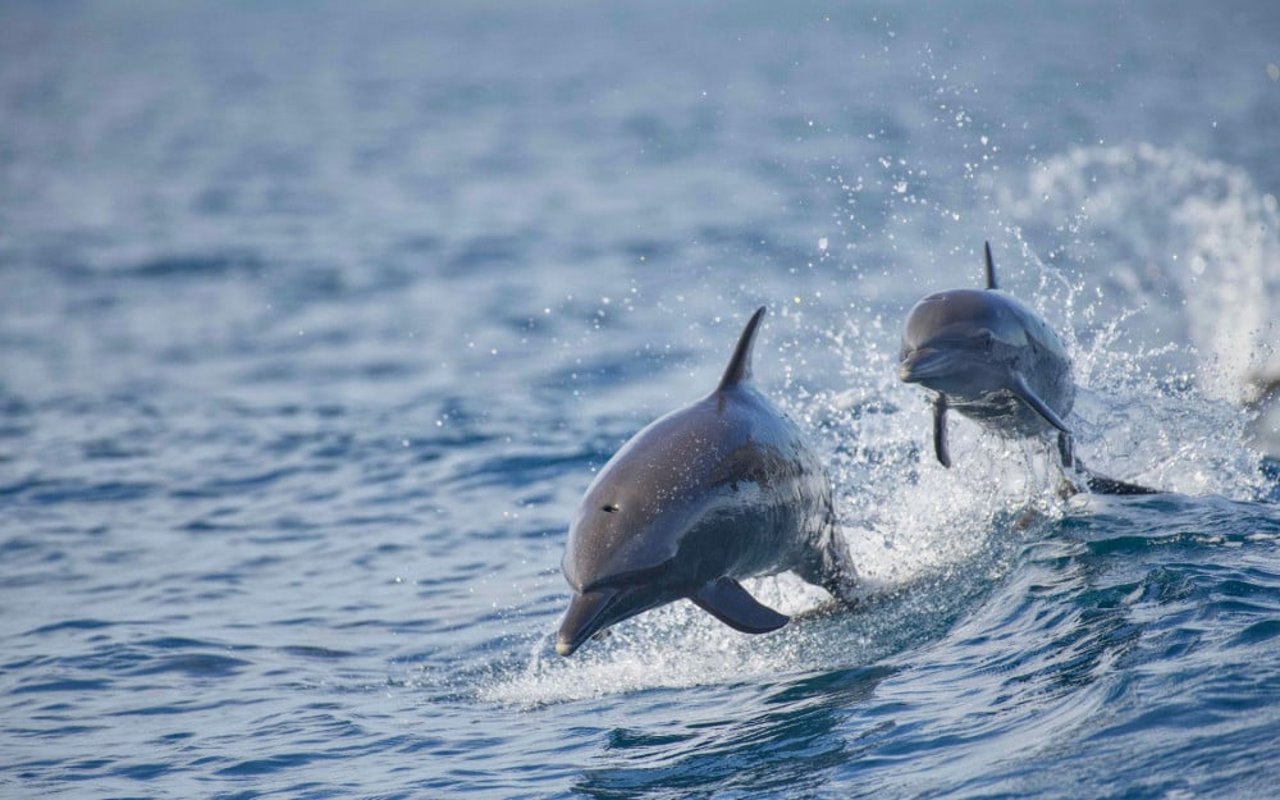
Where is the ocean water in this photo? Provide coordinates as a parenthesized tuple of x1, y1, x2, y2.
(3, 2, 1280, 797)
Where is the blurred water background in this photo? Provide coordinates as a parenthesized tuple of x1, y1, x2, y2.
(3, 1, 1280, 797)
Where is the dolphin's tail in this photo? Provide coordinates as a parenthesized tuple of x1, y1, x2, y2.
(1078, 464, 1160, 496)
(795, 524, 861, 607)
(1057, 431, 1159, 495)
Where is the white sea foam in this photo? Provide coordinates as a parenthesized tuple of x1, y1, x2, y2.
(1001, 143, 1280, 406)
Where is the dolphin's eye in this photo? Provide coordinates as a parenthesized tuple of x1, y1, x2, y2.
(601, 504, 619, 513)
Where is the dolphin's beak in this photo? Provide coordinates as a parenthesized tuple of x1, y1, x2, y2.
(556, 588, 621, 656)
(899, 347, 960, 383)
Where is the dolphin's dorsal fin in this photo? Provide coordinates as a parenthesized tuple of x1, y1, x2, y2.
(984, 241, 998, 290)
(691, 577, 789, 633)
(718, 306, 767, 390)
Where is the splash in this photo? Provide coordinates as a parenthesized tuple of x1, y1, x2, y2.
(482, 144, 1276, 707)
(479, 534, 1022, 708)
(480, 373, 1044, 708)
(1000, 143, 1280, 406)
(988, 143, 1276, 489)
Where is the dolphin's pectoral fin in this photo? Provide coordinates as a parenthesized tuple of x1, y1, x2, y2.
(933, 395, 952, 468)
(1057, 431, 1074, 469)
(691, 578, 790, 634)
(1010, 375, 1071, 434)
(1075, 460, 1160, 496)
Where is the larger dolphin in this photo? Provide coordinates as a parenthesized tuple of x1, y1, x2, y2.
(556, 307, 858, 656)
(898, 242, 1156, 495)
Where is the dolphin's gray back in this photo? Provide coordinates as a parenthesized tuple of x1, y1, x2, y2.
(563, 385, 833, 593)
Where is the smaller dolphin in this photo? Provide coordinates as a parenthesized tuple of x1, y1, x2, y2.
(556, 307, 858, 656)
(899, 242, 1156, 495)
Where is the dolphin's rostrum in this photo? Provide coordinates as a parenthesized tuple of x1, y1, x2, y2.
(899, 242, 1157, 495)
(556, 307, 858, 656)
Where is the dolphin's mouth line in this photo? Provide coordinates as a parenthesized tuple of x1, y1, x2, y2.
(899, 347, 966, 383)
(555, 583, 682, 656)
(580, 559, 674, 594)
(556, 589, 625, 656)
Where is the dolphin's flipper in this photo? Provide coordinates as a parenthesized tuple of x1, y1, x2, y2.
(933, 394, 952, 468)
(1057, 431, 1074, 468)
(984, 241, 998, 290)
(1075, 460, 1159, 496)
(691, 577, 790, 634)
(1010, 375, 1071, 434)
(718, 306, 767, 390)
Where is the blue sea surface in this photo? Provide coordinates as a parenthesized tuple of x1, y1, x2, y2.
(3, 2, 1280, 797)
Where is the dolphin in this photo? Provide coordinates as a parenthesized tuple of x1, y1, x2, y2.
(898, 242, 1156, 495)
(556, 307, 858, 656)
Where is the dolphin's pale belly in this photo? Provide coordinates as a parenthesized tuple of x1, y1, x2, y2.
(661, 432, 829, 582)
(684, 463, 830, 582)
(950, 386, 1068, 437)
(947, 337, 1076, 439)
